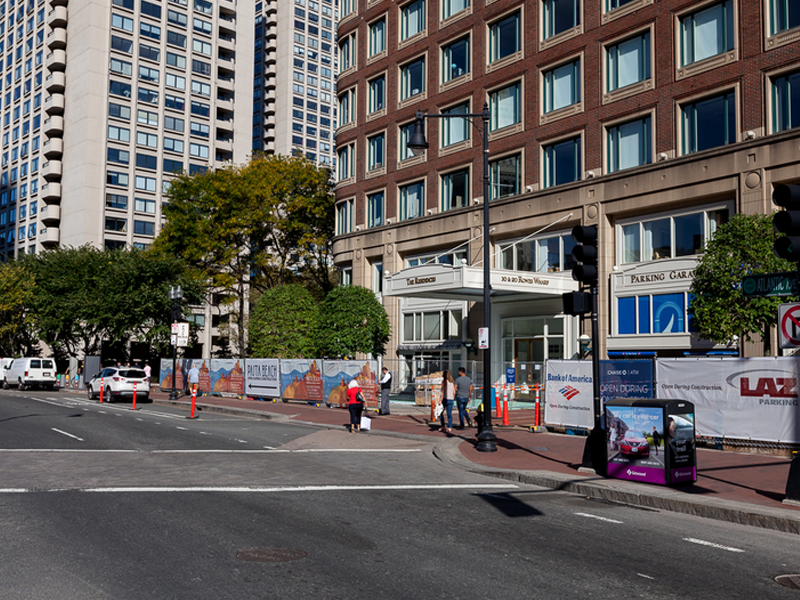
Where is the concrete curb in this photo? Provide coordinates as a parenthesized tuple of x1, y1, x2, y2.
(433, 438, 800, 535)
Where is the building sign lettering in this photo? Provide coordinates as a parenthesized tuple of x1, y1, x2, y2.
(629, 270, 694, 285)
(499, 275, 551, 286)
(406, 276, 437, 285)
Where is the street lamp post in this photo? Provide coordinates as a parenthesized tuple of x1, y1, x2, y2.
(408, 103, 497, 453)
(169, 285, 183, 401)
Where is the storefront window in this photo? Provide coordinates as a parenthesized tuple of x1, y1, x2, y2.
(617, 293, 689, 335)
(402, 309, 463, 342)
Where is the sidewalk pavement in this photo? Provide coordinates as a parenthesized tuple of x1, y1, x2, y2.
(94, 387, 800, 534)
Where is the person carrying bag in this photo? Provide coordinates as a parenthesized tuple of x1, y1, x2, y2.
(347, 377, 364, 433)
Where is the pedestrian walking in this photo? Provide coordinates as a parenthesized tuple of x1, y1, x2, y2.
(347, 377, 363, 433)
(188, 363, 200, 394)
(454, 367, 473, 429)
(439, 370, 455, 433)
(143, 363, 152, 388)
(379, 367, 392, 415)
(652, 426, 661, 456)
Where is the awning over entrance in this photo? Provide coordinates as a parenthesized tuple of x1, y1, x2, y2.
(384, 262, 579, 302)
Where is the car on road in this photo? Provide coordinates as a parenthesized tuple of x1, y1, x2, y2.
(619, 430, 650, 457)
(3, 357, 58, 390)
(87, 367, 150, 403)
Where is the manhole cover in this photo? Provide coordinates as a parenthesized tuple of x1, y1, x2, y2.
(775, 574, 800, 590)
(236, 547, 308, 563)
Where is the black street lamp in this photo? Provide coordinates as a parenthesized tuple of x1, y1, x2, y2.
(408, 103, 497, 453)
(169, 285, 183, 401)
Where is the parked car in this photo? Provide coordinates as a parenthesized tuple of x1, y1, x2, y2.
(3, 358, 59, 391)
(0, 358, 13, 383)
(87, 367, 150, 402)
(619, 430, 650, 457)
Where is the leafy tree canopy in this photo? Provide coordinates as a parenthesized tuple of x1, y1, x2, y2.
(0, 260, 37, 356)
(153, 154, 336, 355)
(249, 284, 319, 358)
(689, 213, 795, 345)
(317, 285, 391, 358)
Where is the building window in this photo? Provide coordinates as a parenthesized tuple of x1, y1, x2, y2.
(367, 133, 385, 171)
(339, 33, 356, 71)
(105, 217, 128, 232)
(607, 116, 651, 173)
(441, 102, 469, 147)
(134, 220, 155, 236)
(443, 0, 469, 20)
(619, 207, 729, 264)
(337, 143, 354, 182)
(338, 88, 356, 128)
(369, 17, 386, 57)
(680, 1, 733, 67)
(401, 0, 425, 40)
(442, 37, 469, 83)
(489, 153, 521, 200)
(489, 82, 521, 131)
(543, 0, 579, 40)
(499, 232, 576, 272)
(770, 0, 800, 35)
(607, 0, 635, 10)
(617, 293, 694, 335)
(543, 136, 581, 188)
(543, 59, 580, 113)
(400, 57, 425, 100)
(336, 199, 354, 235)
(681, 91, 736, 154)
(372, 261, 384, 295)
(441, 168, 469, 211)
(368, 75, 386, 113)
(367, 191, 384, 228)
(488, 12, 520, 63)
(771, 70, 800, 132)
(399, 181, 424, 221)
(339, 265, 353, 286)
(606, 32, 650, 93)
(403, 309, 462, 342)
(399, 122, 417, 161)
(107, 171, 129, 187)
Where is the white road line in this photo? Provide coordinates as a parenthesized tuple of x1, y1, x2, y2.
(0, 448, 423, 454)
(51, 428, 84, 442)
(236, 439, 248, 444)
(0, 483, 519, 494)
(176, 426, 188, 431)
(574, 512, 624, 524)
(683, 538, 745, 553)
(637, 573, 655, 580)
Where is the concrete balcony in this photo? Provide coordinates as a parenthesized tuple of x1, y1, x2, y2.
(46, 49, 67, 71)
(47, 28, 67, 50)
(218, 36, 235, 52)
(40, 227, 61, 246)
(42, 160, 63, 180)
(47, 6, 67, 28)
(264, 87, 276, 102)
(45, 71, 66, 93)
(215, 97, 233, 112)
(42, 138, 63, 158)
(263, 140, 275, 153)
(49, 0, 68, 6)
(40, 204, 61, 224)
(44, 116, 64, 136)
(215, 117, 233, 133)
(216, 77, 234, 94)
(44, 93, 65, 115)
(215, 138, 233, 153)
(41, 182, 62, 201)
(264, 100, 275, 116)
(264, 113, 276, 127)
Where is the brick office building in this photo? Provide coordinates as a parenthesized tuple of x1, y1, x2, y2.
(331, 0, 800, 384)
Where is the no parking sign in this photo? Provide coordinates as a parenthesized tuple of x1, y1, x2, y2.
(779, 303, 800, 348)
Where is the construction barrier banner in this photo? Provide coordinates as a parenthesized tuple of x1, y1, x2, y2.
(656, 357, 800, 443)
(245, 359, 280, 398)
(322, 360, 379, 407)
(209, 359, 245, 395)
(280, 359, 324, 404)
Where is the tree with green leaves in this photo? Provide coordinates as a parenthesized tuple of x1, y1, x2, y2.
(22, 246, 200, 361)
(0, 261, 37, 356)
(689, 213, 795, 349)
(317, 285, 391, 358)
(153, 154, 336, 357)
(249, 284, 319, 358)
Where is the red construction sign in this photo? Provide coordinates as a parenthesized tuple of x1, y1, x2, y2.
(779, 303, 800, 348)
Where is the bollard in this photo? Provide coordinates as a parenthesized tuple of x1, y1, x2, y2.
(502, 393, 509, 426)
(430, 386, 436, 423)
(494, 384, 500, 418)
(187, 384, 198, 419)
(132, 381, 138, 410)
(99, 376, 104, 403)
(534, 384, 541, 427)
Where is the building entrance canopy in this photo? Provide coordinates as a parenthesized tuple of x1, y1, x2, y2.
(384, 262, 579, 302)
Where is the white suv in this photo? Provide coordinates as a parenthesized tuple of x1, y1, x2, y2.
(87, 367, 150, 403)
(3, 358, 58, 391)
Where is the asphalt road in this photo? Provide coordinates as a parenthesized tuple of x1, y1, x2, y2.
(1, 390, 799, 600)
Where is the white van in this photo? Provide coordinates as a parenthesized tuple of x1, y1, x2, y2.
(0, 358, 13, 383)
(3, 357, 59, 391)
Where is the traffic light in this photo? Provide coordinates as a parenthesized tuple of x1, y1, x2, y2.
(571, 224, 598, 286)
(773, 184, 800, 262)
(562, 291, 591, 315)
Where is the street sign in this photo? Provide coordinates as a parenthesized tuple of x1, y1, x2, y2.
(742, 272, 798, 297)
(779, 303, 800, 348)
(172, 322, 190, 347)
(478, 327, 489, 349)
(506, 367, 515, 384)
